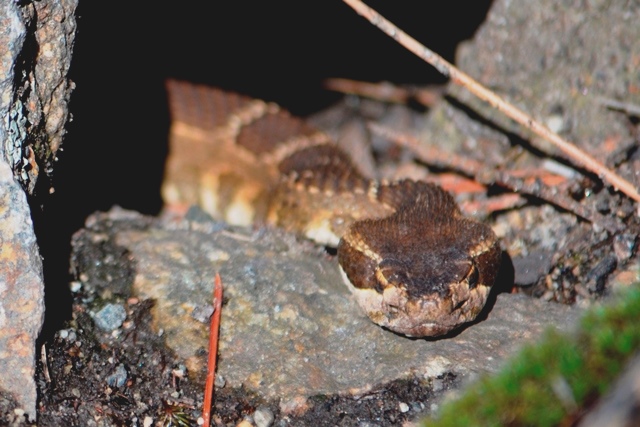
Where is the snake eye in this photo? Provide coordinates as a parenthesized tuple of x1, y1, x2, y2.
(466, 262, 479, 289)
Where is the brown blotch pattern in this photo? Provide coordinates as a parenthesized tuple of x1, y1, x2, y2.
(165, 80, 252, 130)
(236, 110, 317, 155)
(163, 80, 502, 337)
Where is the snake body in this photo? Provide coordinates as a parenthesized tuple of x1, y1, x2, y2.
(163, 80, 501, 337)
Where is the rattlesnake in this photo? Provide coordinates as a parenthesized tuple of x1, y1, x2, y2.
(162, 80, 501, 337)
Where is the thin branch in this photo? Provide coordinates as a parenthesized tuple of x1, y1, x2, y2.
(460, 193, 527, 217)
(202, 272, 223, 427)
(324, 78, 443, 107)
(597, 96, 640, 117)
(370, 122, 623, 232)
(342, 0, 640, 204)
(368, 122, 484, 175)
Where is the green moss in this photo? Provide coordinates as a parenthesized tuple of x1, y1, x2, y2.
(421, 286, 640, 427)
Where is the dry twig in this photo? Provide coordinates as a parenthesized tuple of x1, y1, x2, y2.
(597, 96, 640, 118)
(342, 0, 640, 204)
(460, 193, 527, 216)
(324, 77, 443, 107)
(370, 123, 623, 232)
(202, 272, 223, 426)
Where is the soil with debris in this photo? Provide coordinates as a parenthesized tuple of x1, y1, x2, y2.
(35, 278, 458, 426)
(38, 318, 457, 427)
(19, 0, 640, 426)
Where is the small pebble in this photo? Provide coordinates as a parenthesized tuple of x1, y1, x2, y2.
(58, 329, 77, 342)
(215, 374, 226, 388)
(172, 364, 187, 378)
(545, 114, 565, 134)
(254, 406, 275, 427)
(143, 417, 153, 427)
(431, 378, 445, 392)
(613, 233, 636, 262)
(191, 304, 215, 324)
(93, 303, 127, 331)
(106, 364, 128, 388)
(398, 402, 409, 413)
(410, 402, 423, 412)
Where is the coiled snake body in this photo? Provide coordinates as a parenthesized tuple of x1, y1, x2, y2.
(163, 80, 501, 337)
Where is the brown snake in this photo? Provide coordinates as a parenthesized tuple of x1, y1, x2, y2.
(163, 80, 501, 337)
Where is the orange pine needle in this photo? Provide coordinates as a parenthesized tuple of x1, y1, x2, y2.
(202, 272, 223, 426)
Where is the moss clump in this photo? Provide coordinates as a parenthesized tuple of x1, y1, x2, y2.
(421, 286, 640, 427)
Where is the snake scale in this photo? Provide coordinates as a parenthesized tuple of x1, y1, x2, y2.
(162, 80, 501, 337)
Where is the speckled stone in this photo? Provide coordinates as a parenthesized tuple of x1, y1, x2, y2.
(578, 354, 640, 427)
(0, 153, 44, 423)
(74, 208, 583, 405)
(0, 0, 77, 421)
(422, 0, 640, 160)
(92, 303, 127, 331)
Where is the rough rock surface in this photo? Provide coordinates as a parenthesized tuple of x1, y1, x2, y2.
(0, 161, 43, 423)
(578, 354, 640, 427)
(422, 0, 639, 163)
(0, 0, 77, 422)
(71, 208, 582, 408)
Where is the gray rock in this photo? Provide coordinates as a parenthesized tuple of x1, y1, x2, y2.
(105, 364, 128, 388)
(75, 208, 583, 405)
(92, 303, 127, 331)
(0, 157, 43, 424)
(254, 406, 275, 427)
(579, 354, 640, 427)
(428, 0, 640, 160)
(0, 0, 77, 421)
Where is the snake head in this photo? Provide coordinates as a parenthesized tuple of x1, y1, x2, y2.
(337, 184, 501, 337)
(339, 229, 500, 337)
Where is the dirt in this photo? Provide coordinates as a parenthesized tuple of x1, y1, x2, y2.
(35, 293, 457, 426)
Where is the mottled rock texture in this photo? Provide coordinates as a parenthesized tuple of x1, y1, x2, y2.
(72, 208, 582, 406)
(0, 0, 77, 421)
